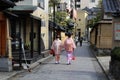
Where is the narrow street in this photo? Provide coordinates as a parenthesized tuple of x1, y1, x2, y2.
(9, 42, 108, 80)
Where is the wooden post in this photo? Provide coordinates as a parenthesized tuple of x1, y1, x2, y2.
(30, 18, 34, 58)
(6, 19, 12, 60)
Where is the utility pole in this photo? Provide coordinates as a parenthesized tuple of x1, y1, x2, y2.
(53, 1, 56, 40)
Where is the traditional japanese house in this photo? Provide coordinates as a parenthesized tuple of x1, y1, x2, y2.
(8, 0, 49, 68)
(0, 0, 50, 71)
(90, 0, 120, 50)
(0, 0, 22, 71)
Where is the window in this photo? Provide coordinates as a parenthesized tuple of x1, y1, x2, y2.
(38, 0, 44, 9)
(71, 0, 74, 2)
(41, 20, 45, 27)
(115, 23, 120, 40)
(91, 0, 95, 2)
(76, 0, 81, 2)
(57, 3, 66, 11)
(76, 4, 80, 8)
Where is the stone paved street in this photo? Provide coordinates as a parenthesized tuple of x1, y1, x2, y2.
(8, 42, 108, 80)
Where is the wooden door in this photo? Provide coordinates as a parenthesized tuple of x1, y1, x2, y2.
(0, 21, 7, 57)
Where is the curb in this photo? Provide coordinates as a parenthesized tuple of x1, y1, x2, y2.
(95, 57, 111, 80)
(30, 55, 53, 69)
(7, 55, 53, 80)
(96, 57, 115, 80)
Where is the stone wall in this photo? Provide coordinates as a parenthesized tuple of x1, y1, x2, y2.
(0, 58, 12, 72)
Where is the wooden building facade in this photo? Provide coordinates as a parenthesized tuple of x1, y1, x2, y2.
(90, 21, 113, 49)
(0, 12, 7, 57)
(90, 0, 120, 50)
(0, 0, 23, 71)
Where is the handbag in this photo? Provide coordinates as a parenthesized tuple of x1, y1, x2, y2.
(49, 49, 55, 56)
(72, 49, 75, 60)
(72, 56, 75, 60)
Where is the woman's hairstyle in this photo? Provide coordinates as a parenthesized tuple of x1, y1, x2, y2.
(67, 33, 71, 38)
(56, 35, 60, 38)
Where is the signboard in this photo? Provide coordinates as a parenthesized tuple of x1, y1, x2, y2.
(114, 23, 120, 40)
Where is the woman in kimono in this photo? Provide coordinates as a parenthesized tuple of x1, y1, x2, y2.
(51, 35, 63, 64)
(64, 33, 76, 65)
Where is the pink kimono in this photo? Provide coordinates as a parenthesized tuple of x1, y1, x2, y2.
(51, 39, 62, 54)
(64, 38, 76, 52)
(64, 37, 76, 64)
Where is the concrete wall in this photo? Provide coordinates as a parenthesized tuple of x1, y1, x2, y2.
(32, 8, 49, 50)
(81, 0, 99, 9)
(0, 58, 12, 72)
(75, 10, 88, 37)
(61, 0, 74, 9)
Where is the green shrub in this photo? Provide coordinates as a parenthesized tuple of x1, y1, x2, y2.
(111, 47, 120, 61)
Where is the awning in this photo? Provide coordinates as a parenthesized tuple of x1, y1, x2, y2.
(8, 5, 37, 14)
(49, 21, 65, 32)
(49, 20, 58, 29)
(57, 25, 65, 32)
(3, 11, 18, 18)
(10, 0, 24, 2)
